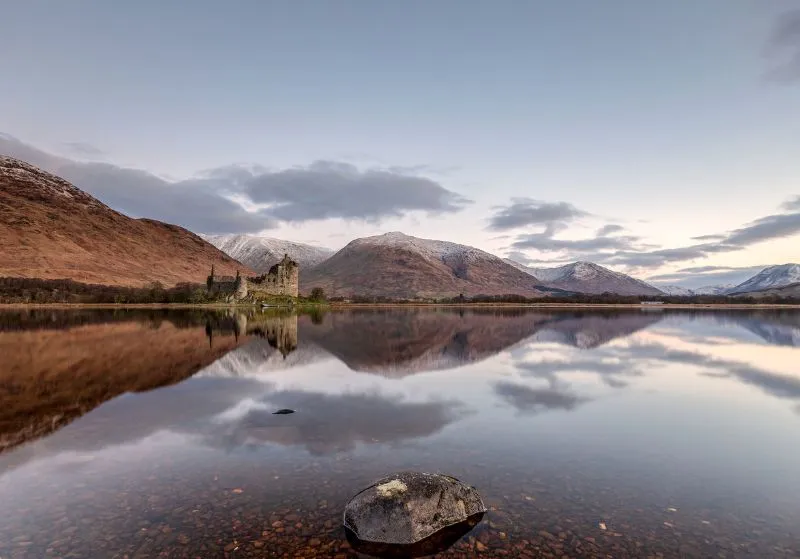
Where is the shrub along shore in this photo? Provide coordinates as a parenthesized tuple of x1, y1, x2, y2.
(1, 277, 799, 307)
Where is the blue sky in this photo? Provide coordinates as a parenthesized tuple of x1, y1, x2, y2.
(1, 0, 799, 287)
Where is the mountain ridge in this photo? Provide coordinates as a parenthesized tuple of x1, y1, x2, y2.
(201, 234, 334, 273)
(506, 259, 663, 296)
(0, 156, 252, 286)
(727, 264, 800, 295)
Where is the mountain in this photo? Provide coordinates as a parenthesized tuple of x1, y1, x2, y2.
(301, 232, 554, 299)
(507, 259, 663, 296)
(203, 309, 666, 378)
(0, 156, 251, 286)
(657, 284, 733, 296)
(657, 285, 694, 296)
(201, 234, 334, 273)
(694, 285, 735, 295)
(735, 282, 800, 299)
(727, 264, 800, 295)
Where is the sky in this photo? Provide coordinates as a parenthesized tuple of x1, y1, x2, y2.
(1, 0, 799, 288)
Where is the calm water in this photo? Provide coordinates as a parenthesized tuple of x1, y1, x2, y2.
(1, 308, 800, 558)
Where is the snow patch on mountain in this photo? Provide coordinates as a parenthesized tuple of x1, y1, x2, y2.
(202, 234, 334, 272)
(350, 231, 496, 263)
(656, 284, 733, 296)
(507, 259, 662, 296)
(728, 264, 800, 294)
(657, 285, 694, 296)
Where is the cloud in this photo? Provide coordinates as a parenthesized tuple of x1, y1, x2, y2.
(1, 134, 470, 234)
(724, 212, 800, 246)
(505, 250, 537, 266)
(597, 224, 624, 236)
(510, 232, 642, 253)
(504, 192, 800, 272)
(766, 9, 800, 82)
(647, 265, 768, 289)
(604, 242, 739, 268)
(782, 196, 800, 211)
(516, 358, 644, 388)
(677, 265, 745, 273)
(493, 381, 586, 414)
(605, 204, 800, 270)
(61, 141, 106, 158)
(690, 234, 726, 242)
(61, 162, 279, 234)
(623, 342, 800, 404)
(492, 200, 652, 264)
(243, 161, 471, 222)
(487, 199, 588, 232)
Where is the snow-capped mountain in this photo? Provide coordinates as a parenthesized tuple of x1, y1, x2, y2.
(201, 234, 334, 273)
(657, 285, 694, 296)
(727, 264, 800, 295)
(693, 285, 735, 295)
(656, 284, 733, 296)
(353, 231, 495, 262)
(506, 259, 663, 296)
(301, 232, 554, 299)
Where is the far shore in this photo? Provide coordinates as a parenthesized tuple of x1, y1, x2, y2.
(1, 302, 799, 310)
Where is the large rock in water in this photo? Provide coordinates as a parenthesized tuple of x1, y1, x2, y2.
(343, 471, 486, 548)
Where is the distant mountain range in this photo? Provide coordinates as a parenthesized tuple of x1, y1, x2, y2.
(201, 234, 333, 273)
(657, 285, 734, 296)
(506, 259, 663, 296)
(0, 156, 250, 286)
(656, 264, 800, 297)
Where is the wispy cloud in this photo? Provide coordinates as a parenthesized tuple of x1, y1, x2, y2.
(766, 9, 800, 82)
(61, 141, 106, 159)
(487, 198, 588, 232)
(605, 202, 800, 270)
(597, 224, 624, 237)
(782, 195, 800, 211)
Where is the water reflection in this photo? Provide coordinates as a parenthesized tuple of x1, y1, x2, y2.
(2, 308, 800, 557)
(204, 390, 467, 455)
(493, 381, 586, 415)
(0, 310, 250, 453)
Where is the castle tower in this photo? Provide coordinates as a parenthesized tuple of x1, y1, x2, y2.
(280, 254, 299, 297)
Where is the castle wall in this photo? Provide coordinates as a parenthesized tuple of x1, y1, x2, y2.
(246, 259, 299, 298)
(208, 280, 238, 296)
(207, 255, 298, 300)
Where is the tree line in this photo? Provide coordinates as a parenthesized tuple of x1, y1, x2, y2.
(1, 278, 797, 305)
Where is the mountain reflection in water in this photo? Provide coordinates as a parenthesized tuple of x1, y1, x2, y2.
(1, 308, 800, 558)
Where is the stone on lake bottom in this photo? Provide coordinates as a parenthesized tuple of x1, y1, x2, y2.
(343, 471, 486, 556)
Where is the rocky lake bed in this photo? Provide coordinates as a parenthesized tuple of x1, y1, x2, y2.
(1, 308, 800, 558)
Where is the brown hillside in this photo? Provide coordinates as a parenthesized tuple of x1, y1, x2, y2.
(300, 232, 550, 299)
(0, 156, 253, 286)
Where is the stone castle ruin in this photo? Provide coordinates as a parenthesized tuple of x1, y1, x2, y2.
(207, 253, 299, 301)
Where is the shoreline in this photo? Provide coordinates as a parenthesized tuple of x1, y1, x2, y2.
(1, 302, 799, 310)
